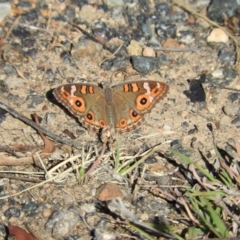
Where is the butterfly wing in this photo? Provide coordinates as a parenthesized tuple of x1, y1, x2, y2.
(112, 81, 169, 133)
(53, 83, 109, 132)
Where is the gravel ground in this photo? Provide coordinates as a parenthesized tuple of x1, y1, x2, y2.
(0, 0, 240, 239)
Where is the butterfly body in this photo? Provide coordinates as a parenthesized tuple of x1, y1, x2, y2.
(53, 81, 169, 134)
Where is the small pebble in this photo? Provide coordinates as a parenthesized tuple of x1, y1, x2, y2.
(96, 182, 123, 201)
(170, 139, 182, 149)
(4, 65, 16, 75)
(42, 208, 52, 218)
(179, 111, 189, 118)
(228, 92, 240, 102)
(162, 37, 179, 48)
(22, 201, 39, 216)
(156, 23, 176, 39)
(71, 39, 103, 58)
(131, 56, 158, 74)
(78, 5, 98, 23)
(177, 30, 195, 44)
(103, 0, 124, 7)
(157, 54, 169, 64)
(92, 21, 111, 43)
(46, 207, 81, 238)
(141, 22, 153, 38)
(155, 2, 170, 16)
(127, 40, 142, 56)
(218, 49, 236, 65)
(181, 121, 189, 128)
(4, 207, 21, 218)
(207, 28, 229, 43)
(2, 44, 24, 66)
(162, 123, 172, 131)
(211, 69, 224, 78)
(101, 56, 129, 71)
(140, 212, 149, 221)
(142, 47, 155, 57)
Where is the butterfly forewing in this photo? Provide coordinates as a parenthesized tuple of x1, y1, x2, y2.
(53, 83, 108, 132)
(112, 81, 169, 133)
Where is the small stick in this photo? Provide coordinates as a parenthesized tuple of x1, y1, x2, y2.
(152, 46, 200, 52)
(0, 174, 43, 183)
(0, 101, 83, 150)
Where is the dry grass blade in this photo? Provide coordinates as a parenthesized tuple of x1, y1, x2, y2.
(0, 147, 99, 199)
(178, 196, 201, 225)
(189, 164, 209, 191)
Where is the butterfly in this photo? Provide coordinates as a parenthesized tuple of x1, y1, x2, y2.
(53, 80, 169, 134)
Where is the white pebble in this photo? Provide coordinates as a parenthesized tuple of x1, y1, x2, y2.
(162, 124, 172, 131)
(207, 28, 229, 43)
(211, 69, 224, 78)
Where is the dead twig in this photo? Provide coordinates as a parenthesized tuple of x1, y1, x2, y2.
(152, 46, 200, 52)
(0, 174, 43, 183)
